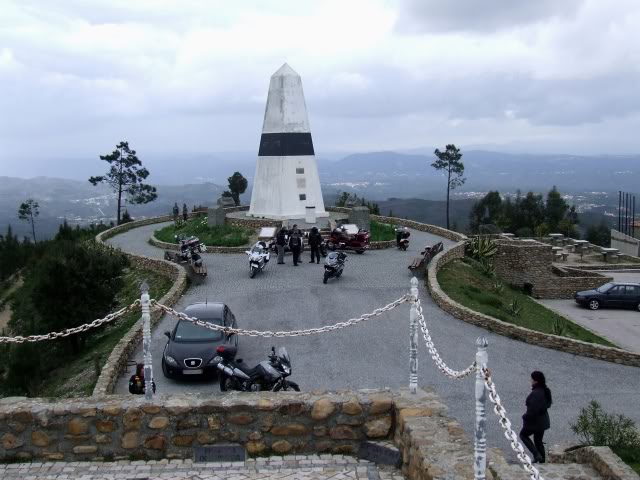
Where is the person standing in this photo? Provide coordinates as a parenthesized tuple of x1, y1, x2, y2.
(173, 202, 179, 224)
(289, 227, 302, 266)
(182, 203, 188, 222)
(276, 227, 287, 264)
(520, 371, 552, 463)
(308, 226, 322, 264)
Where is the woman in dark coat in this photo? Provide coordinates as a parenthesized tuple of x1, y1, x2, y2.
(520, 371, 552, 463)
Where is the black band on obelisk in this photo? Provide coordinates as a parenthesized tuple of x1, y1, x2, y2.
(258, 132, 315, 156)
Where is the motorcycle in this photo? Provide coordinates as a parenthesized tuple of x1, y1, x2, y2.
(164, 235, 207, 278)
(245, 241, 270, 278)
(323, 251, 347, 284)
(214, 345, 299, 392)
(325, 226, 369, 254)
(395, 227, 411, 251)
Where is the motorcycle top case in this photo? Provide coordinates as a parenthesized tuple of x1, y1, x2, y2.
(216, 345, 238, 360)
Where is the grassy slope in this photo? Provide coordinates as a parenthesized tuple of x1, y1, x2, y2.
(369, 220, 396, 242)
(437, 258, 614, 347)
(155, 217, 254, 247)
(613, 447, 640, 475)
(40, 266, 174, 398)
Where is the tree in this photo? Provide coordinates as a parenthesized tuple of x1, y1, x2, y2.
(586, 223, 611, 247)
(18, 198, 39, 243)
(26, 241, 128, 353)
(545, 186, 569, 232)
(224, 172, 248, 206)
(470, 191, 502, 232)
(89, 141, 157, 225)
(432, 144, 466, 229)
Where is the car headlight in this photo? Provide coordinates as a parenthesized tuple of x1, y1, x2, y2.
(164, 355, 178, 366)
(209, 356, 223, 365)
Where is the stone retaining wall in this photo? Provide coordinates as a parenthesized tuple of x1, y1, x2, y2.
(549, 445, 640, 480)
(0, 388, 496, 478)
(427, 242, 640, 367)
(494, 241, 611, 299)
(612, 229, 640, 257)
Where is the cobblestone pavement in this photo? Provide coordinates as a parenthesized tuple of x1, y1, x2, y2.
(0, 455, 406, 480)
(107, 222, 640, 461)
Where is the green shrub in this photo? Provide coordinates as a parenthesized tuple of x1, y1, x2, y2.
(552, 318, 567, 336)
(468, 235, 498, 260)
(479, 258, 496, 277)
(492, 279, 505, 294)
(155, 217, 253, 247)
(507, 298, 523, 316)
(369, 221, 396, 242)
(571, 401, 640, 449)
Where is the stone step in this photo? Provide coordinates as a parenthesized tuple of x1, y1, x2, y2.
(0, 455, 406, 480)
(491, 461, 603, 480)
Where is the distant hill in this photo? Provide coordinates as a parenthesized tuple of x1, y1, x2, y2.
(376, 198, 477, 232)
(0, 176, 225, 240)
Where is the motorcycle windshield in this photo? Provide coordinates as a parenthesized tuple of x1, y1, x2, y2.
(326, 252, 339, 266)
(277, 347, 290, 363)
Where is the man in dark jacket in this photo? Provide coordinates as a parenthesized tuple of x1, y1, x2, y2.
(182, 203, 188, 222)
(288, 227, 302, 266)
(308, 226, 322, 264)
(520, 371, 552, 463)
(276, 228, 287, 264)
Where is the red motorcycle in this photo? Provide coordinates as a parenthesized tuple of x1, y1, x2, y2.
(325, 226, 370, 254)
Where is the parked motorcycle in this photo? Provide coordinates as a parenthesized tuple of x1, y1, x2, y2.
(395, 227, 411, 251)
(323, 251, 347, 284)
(325, 226, 369, 254)
(245, 241, 270, 278)
(164, 235, 207, 278)
(214, 345, 299, 392)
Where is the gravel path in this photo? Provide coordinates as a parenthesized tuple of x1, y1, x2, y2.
(108, 223, 640, 460)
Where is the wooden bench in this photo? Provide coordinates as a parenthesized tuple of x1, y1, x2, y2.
(408, 242, 444, 271)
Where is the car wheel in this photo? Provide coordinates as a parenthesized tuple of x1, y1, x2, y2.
(588, 299, 600, 310)
(161, 359, 173, 379)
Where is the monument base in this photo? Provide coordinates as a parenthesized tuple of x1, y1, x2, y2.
(245, 211, 330, 221)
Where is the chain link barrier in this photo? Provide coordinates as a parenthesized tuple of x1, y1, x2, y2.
(0, 301, 141, 344)
(151, 295, 409, 337)
(482, 367, 543, 480)
(415, 298, 477, 379)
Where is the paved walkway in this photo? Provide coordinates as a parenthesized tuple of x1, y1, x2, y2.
(0, 456, 404, 480)
(107, 222, 640, 461)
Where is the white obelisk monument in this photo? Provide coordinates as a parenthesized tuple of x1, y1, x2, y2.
(248, 64, 328, 220)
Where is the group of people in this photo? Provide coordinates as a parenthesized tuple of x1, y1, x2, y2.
(172, 202, 189, 224)
(274, 224, 323, 266)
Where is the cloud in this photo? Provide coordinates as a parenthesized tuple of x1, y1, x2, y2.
(395, 0, 584, 33)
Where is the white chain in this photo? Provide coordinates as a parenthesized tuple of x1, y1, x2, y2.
(151, 295, 409, 337)
(415, 299, 477, 379)
(0, 301, 141, 344)
(482, 367, 543, 480)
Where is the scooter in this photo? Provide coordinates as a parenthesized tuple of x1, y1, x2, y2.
(395, 227, 410, 251)
(323, 251, 347, 284)
(245, 241, 270, 278)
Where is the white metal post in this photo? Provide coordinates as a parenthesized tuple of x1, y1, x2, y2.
(140, 281, 154, 400)
(409, 277, 419, 394)
(474, 337, 488, 480)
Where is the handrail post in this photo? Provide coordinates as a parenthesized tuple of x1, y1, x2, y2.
(141, 281, 154, 400)
(474, 337, 488, 480)
(409, 277, 419, 394)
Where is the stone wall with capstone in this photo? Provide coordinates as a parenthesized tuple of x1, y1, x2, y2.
(0, 388, 491, 478)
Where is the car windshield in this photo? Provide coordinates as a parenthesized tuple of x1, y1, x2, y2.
(596, 283, 615, 293)
(174, 318, 223, 342)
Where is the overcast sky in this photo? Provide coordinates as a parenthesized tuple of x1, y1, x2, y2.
(1, 0, 640, 168)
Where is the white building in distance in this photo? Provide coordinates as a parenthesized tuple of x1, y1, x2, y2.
(248, 63, 328, 220)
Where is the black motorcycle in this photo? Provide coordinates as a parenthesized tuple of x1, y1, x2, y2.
(214, 345, 299, 392)
(323, 251, 347, 284)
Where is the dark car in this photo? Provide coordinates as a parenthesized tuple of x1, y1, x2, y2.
(161, 302, 238, 379)
(574, 282, 640, 311)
